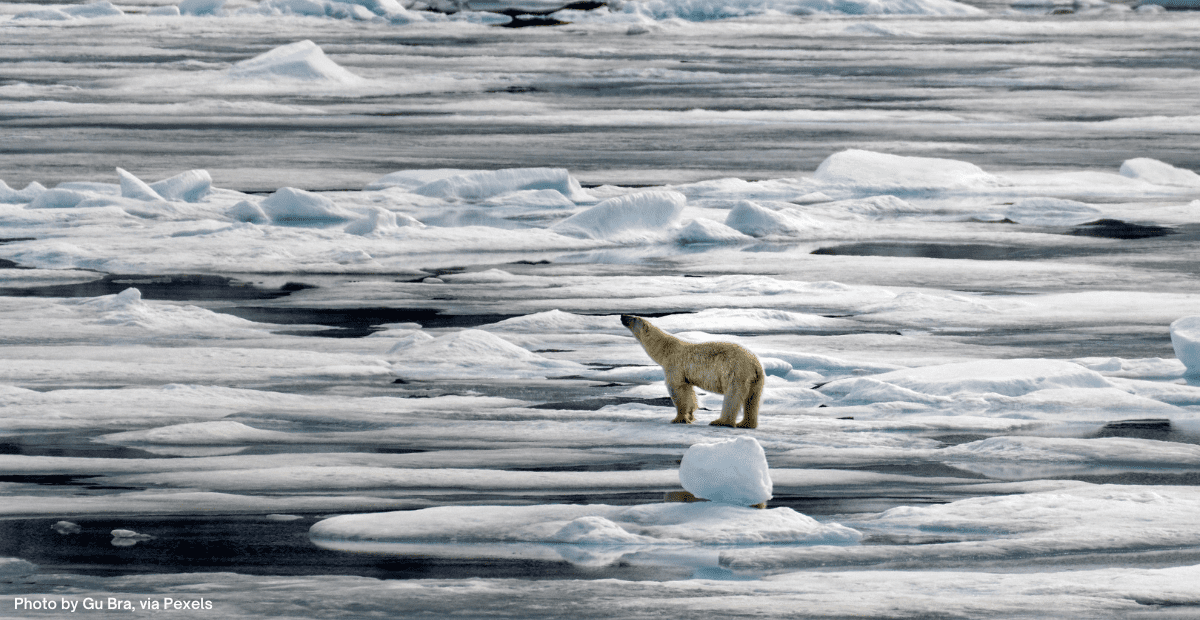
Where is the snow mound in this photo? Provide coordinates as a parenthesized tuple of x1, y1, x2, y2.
(551, 191, 687, 240)
(227, 201, 269, 224)
(344, 207, 424, 235)
(1120, 158, 1200, 187)
(820, 359, 1121, 413)
(393, 329, 586, 378)
(674, 218, 753, 244)
(1003, 197, 1103, 226)
(725, 200, 825, 237)
(824, 358, 1112, 399)
(679, 436, 773, 506)
(413, 168, 593, 203)
(227, 41, 365, 85)
(1171, 316, 1200, 375)
(260, 187, 358, 225)
(814, 149, 1000, 193)
(0, 180, 47, 204)
(623, 0, 981, 19)
(309, 502, 860, 548)
(100, 421, 292, 445)
(75, 288, 267, 334)
(864, 485, 1200, 553)
(485, 310, 617, 333)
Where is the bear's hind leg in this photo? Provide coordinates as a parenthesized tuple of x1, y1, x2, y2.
(735, 384, 761, 429)
(668, 383, 697, 424)
(710, 389, 742, 427)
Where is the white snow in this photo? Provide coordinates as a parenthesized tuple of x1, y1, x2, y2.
(813, 149, 1002, 194)
(227, 40, 366, 84)
(413, 168, 593, 203)
(391, 329, 587, 378)
(259, 187, 359, 225)
(1120, 158, 1200, 187)
(678, 436, 773, 506)
(309, 502, 860, 551)
(552, 191, 687, 240)
(725, 200, 826, 237)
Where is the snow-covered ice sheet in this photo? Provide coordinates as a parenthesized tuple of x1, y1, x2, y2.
(5, 5, 1200, 618)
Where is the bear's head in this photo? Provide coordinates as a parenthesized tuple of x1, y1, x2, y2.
(620, 314, 638, 329)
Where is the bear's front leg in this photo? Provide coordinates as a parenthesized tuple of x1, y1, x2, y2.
(668, 383, 697, 424)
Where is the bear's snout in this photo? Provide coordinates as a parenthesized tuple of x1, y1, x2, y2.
(620, 314, 637, 328)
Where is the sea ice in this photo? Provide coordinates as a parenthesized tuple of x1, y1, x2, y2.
(412, 168, 593, 203)
(1119, 158, 1200, 187)
(813, 149, 1001, 194)
(259, 187, 359, 225)
(309, 502, 859, 549)
(678, 436, 773, 506)
(391, 329, 587, 378)
(552, 191, 687, 240)
(226, 40, 366, 84)
(725, 200, 826, 237)
(1171, 316, 1200, 375)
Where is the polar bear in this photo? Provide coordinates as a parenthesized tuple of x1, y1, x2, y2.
(621, 314, 764, 429)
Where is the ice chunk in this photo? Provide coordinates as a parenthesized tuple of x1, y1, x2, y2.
(1003, 197, 1103, 226)
(1171, 316, 1200, 375)
(552, 191, 687, 240)
(678, 436, 773, 506)
(117, 168, 166, 201)
(178, 0, 226, 14)
(227, 200, 269, 224)
(344, 207, 424, 235)
(0, 558, 36, 577)
(260, 187, 357, 225)
(674, 218, 753, 245)
(149, 169, 212, 202)
(814, 149, 999, 193)
(228, 41, 365, 85)
(52, 521, 81, 534)
(27, 188, 90, 209)
(413, 168, 592, 203)
(0, 180, 47, 204)
(724, 200, 825, 237)
(1120, 158, 1200, 187)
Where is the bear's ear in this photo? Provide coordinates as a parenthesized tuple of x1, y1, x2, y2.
(620, 314, 637, 329)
